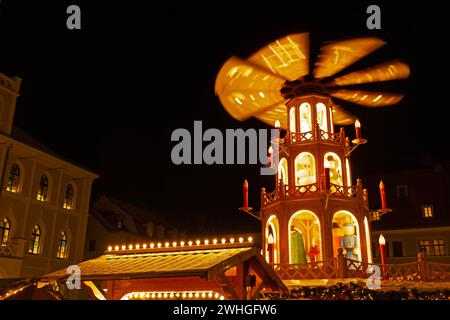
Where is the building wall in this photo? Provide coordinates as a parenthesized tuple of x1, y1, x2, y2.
(0, 73, 98, 278)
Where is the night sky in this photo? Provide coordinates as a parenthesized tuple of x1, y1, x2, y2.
(1, 1, 449, 235)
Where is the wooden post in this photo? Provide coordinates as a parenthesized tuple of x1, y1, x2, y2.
(356, 178, 363, 199)
(418, 252, 429, 282)
(336, 248, 347, 278)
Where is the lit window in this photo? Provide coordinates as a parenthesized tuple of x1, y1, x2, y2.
(0, 217, 11, 242)
(28, 225, 41, 255)
(316, 102, 328, 133)
(419, 240, 431, 256)
(396, 185, 408, 198)
(63, 184, 74, 210)
(299, 102, 312, 134)
(371, 211, 380, 221)
(37, 175, 49, 202)
(433, 240, 445, 256)
(57, 231, 67, 259)
(278, 158, 288, 186)
(289, 107, 296, 133)
(294, 152, 316, 186)
(421, 205, 433, 218)
(6, 164, 20, 193)
(324, 152, 343, 186)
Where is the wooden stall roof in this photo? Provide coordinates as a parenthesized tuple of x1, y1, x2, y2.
(40, 243, 286, 292)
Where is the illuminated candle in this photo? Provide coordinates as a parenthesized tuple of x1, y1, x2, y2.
(355, 119, 362, 140)
(268, 146, 273, 166)
(379, 180, 387, 209)
(243, 179, 249, 208)
(324, 160, 331, 189)
(274, 120, 281, 129)
(379, 234, 387, 274)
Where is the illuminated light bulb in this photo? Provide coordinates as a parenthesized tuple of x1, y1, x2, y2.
(142, 244, 147, 249)
(182, 292, 187, 298)
(157, 243, 162, 248)
(140, 293, 144, 298)
(201, 292, 206, 298)
(169, 293, 174, 298)
(114, 245, 119, 251)
(107, 246, 112, 251)
(165, 242, 170, 248)
(195, 292, 199, 298)
(220, 295, 225, 300)
(121, 245, 126, 250)
(172, 242, 177, 247)
(230, 238, 235, 244)
(204, 239, 209, 245)
(163, 293, 168, 298)
(259, 91, 265, 98)
(180, 241, 185, 246)
(248, 236, 253, 242)
(188, 292, 193, 298)
(213, 239, 218, 244)
(238, 237, 244, 243)
(146, 293, 150, 298)
(151, 293, 156, 298)
(214, 293, 219, 299)
(188, 241, 193, 246)
(135, 244, 140, 250)
(128, 244, 133, 250)
(221, 238, 226, 244)
(196, 240, 201, 245)
(175, 293, 180, 298)
(150, 243, 155, 248)
(208, 292, 213, 298)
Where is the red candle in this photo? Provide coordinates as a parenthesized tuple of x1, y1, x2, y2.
(355, 119, 362, 140)
(243, 179, 249, 208)
(379, 180, 387, 209)
(379, 234, 387, 274)
(324, 161, 331, 189)
(268, 146, 273, 166)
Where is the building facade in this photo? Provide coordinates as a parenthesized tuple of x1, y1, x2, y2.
(0, 73, 98, 278)
(365, 163, 450, 263)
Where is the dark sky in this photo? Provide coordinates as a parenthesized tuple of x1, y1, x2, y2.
(1, 1, 449, 235)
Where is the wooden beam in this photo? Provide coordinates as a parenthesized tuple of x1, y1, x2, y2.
(83, 281, 106, 300)
(217, 273, 240, 300)
(249, 281, 266, 300)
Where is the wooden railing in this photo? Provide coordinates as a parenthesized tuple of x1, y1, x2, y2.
(285, 183, 318, 197)
(329, 184, 358, 198)
(273, 259, 338, 280)
(289, 127, 345, 145)
(344, 259, 422, 281)
(0, 240, 21, 258)
(428, 262, 450, 282)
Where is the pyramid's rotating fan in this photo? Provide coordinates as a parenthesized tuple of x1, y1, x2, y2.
(214, 33, 410, 128)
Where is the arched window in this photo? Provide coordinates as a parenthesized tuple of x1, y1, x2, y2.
(63, 184, 74, 210)
(37, 175, 49, 202)
(278, 158, 288, 186)
(299, 102, 312, 135)
(324, 152, 343, 186)
(294, 152, 316, 186)
(316, 102, 328, 133)
(289, 210, 322, 263)
(0, 217, 11, 242)
(332, 211, 361, 262)
(289, 107, 296, 133)
(29, 225, 41, 255)
(57, 231, 67, 259)
(6, 164, 20, 193)
(265, 216, 280, 264)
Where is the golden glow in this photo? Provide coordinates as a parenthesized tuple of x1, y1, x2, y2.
(331, 104, 356, 125)
(238, 237, 244, 243)
(221, 238, 226, 244)
(121, 245, 126, 250)
(128, 245, 133, 250)
(314, 37, 386, 78)
(332, 211, 362, 261)
(180, 241, 185, 246)
(165, 242, 170, 248)
(345, 158, 352, 188)
(135, 244, 140, 250)
(355, 119, 361, 129)
(248, 236, 253, 242)
(379, 234, 386, 245)
(278, 158, 288, 185)
(107, 246, 112, 251)
(114, 246, 119, 251)
(172, 242, 177, 247)
(333, 60, 410, 86)
(324, 152, 343, 186)
(248, 33, 309, 81)
(265, 215, 280, 263)
(288, 210, 322, 263)
(196, 240, 201, 245)
(204, 239, 209, 245)
(274, 120, 281, 128)
(230, 238, 235, 244)
(332, 90, 404, 107)
(364, 217, 373, 264)
(213, 239, 218, 244)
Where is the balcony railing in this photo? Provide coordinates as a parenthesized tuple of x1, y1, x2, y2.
(261, 179, 368, 207)
(289, 126, 345, 146)
(0, 240, 25, 258)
